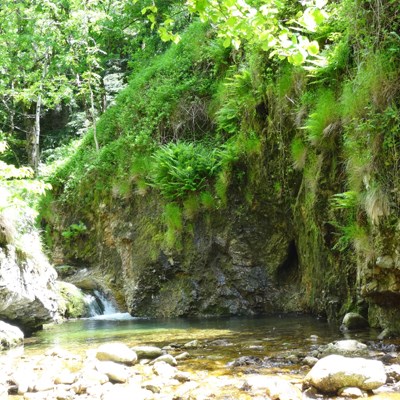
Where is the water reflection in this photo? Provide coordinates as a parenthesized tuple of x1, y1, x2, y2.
(27, 314, 380, 355)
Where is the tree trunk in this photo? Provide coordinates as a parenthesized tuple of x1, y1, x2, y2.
(88, 75, 99, 152)
(26, 97, 41, 175)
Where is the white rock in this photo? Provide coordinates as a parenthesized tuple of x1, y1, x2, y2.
(131, 345, 163, 359)
(338, 387, 367, 398)
(305, 354, 387, 392)
(11, 368, 37, 394)
(96, 342, 137, 365)
(150, 354, 177, 366)
(72, 368, 109, 394)
(0, 321, 24, 350)
(152, 361, 177, 379)
(54, 370, 77, 385)
(175, 352, 190, 360)
(184, 340, 199, 348)
(264, 377, 302, 400)
(320, 340, 369, 357)
(101, 383, 153, 400)
(341, 313, 369, 330)
(303, 356, 318, 367)
(95, 361, 130, 383)
(33, 377, 54, 392)
(174, 371, 191, 382)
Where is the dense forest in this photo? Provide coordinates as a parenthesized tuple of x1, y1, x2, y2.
(1, 0, 400, 337)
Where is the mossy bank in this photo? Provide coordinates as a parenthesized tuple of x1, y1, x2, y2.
(41, 2, 400, 334)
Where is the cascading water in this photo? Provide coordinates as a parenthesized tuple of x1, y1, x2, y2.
(93, 290, 119, 315)
(82, 293, 103, 317)
(89, 290, 134, 320)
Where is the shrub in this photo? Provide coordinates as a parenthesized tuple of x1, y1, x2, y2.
(150, 141, 220, 200)
(304, 89, 340, 147)
(291, 137, 307, 170)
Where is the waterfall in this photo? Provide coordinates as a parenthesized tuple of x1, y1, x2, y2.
(82, 293, 103, 317)
(93, 290, 119, 315)
(83, 289, 134, 320)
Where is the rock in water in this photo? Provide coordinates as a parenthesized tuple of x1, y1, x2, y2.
(96, 342, 138, 365)
(131, 346, 164, 359)
(320, 340, 369, 357)
(341, 313, 369, 330)
(0, 321, 23, 350)
(305, 354, 386, 393)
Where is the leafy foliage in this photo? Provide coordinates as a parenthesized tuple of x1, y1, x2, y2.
(61, 221, 87, 240)
(150, 142, 220, 200)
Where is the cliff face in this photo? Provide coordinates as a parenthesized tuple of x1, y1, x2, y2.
(0, 212, 60, 334)
(42, 3, 400, 334)
(47, 158, 303, 318)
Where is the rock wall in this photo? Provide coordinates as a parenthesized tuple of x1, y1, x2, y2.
(0, 212, 60, 334)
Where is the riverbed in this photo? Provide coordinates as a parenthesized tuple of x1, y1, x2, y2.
(2, 314, 400, 399)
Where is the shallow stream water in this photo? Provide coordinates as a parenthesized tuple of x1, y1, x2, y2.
(22, 314, 386, 372)
(4, 314, 400, 399)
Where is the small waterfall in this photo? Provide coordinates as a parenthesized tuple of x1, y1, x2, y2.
(93, 290, 119, 315)
(82, 293, 103, 317)
(83, 289, 134, 320)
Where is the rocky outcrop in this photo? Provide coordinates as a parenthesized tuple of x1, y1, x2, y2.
(47, 179, 300, 318)
(0, 321, 23, 350)
(0, 212, 60, 334)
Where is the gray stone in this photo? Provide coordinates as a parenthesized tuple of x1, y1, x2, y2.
(341, 313, 369, 330)
(303, 356, 318, 367)
(96, 342, 137, 365)
(174, 371, 191, 382)
(131, 345, 163, 359)
(320, 340, 369, 357)
(305, 354, 386, 392)
(385, 364, 400, 382)
(0, 238, 59, 334)
(0, 321, 24, 350)
(150, 354, 177, 366)
(175, 352, 190, 360)
(184, 340, 199, 348)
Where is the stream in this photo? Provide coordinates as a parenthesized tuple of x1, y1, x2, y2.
(3, 313, 400, 399)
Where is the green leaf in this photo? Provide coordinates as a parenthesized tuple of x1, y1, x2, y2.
(307, 40, 319, 55)
(223, 37, 231, 48)
(289, 50, 306, 65)
(311, 8, 326, 25)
